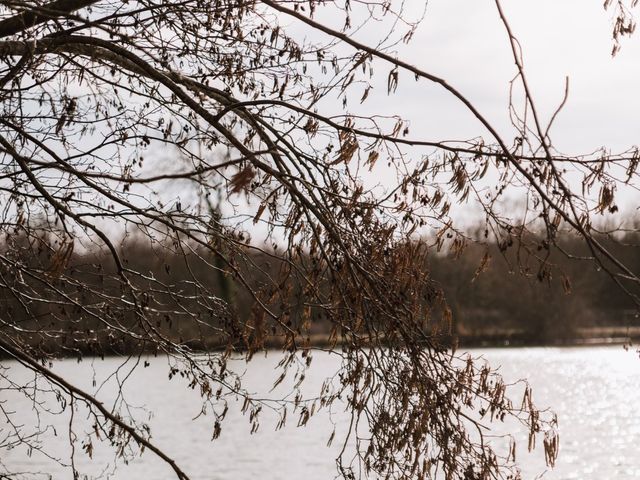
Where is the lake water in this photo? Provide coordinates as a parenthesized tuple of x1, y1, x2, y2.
(2, 346, 640, 479)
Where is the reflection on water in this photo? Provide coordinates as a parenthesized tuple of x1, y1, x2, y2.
(2, 346, 640, 479)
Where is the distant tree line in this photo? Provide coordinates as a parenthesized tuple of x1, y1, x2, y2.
(431, 231, 640, 344)
(3, 228, 638, 356)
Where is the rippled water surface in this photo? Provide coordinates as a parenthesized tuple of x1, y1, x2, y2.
(2, 346, 640, 479)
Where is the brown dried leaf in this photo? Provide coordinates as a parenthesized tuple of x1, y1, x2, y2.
(471, 251, 491, 282)
(229, 166, 255, 194)
(561, 273, 572, 295)
(366, 150, 379, 170)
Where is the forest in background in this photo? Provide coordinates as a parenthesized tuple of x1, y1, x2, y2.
(431, 231, 639, 344)
(2, 228, 638, 357)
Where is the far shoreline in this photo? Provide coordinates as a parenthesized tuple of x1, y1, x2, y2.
(3, 332, 638, 362)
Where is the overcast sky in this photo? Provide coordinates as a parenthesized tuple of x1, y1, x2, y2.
(149, 1, 640, 233)
(291, 0, 640, 224)
(338, 0, 640, 155)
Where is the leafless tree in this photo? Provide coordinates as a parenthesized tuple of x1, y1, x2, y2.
(0, 1, 638, 479)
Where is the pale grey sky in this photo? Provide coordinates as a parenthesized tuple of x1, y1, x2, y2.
(110, 1, 640, 237)
(384, 0, 640, 154)
(295, 0, 640, 225)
